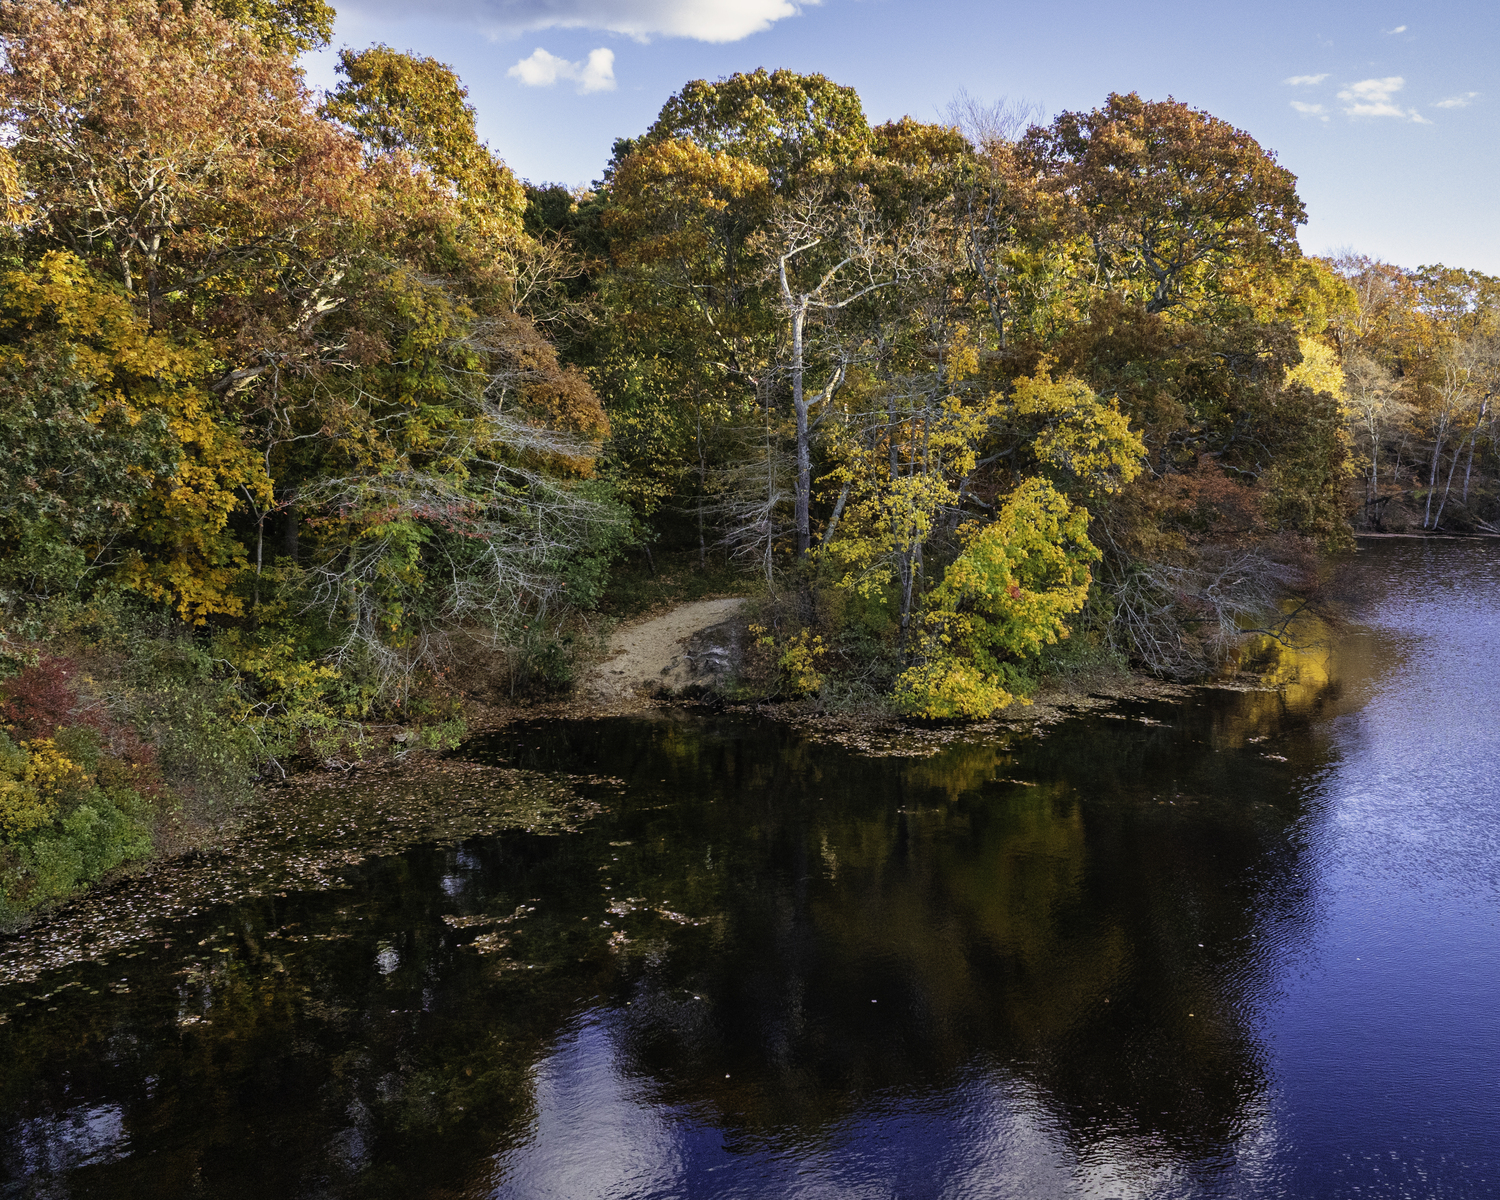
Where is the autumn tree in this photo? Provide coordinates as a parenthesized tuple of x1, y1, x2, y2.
(203, 0, 333, 53)
(1, 0, 623, 696)
(640, 68, 870, 193)
(601, 138, 773, 528)
(893, 478, 1099, 717)
(593, 69, 878, 568)
(764, 178, 930, 555)
(1020, 93, 1305, 317)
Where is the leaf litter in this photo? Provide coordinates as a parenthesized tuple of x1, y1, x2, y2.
(0, 756, 621, 987)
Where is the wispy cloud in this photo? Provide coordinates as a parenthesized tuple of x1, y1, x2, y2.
(1284, 73, 1329, 86)
(346, 0, 810, 42)
(1434, 92, 1479, 108)
(1384, 23, 1407, 34)
(508, 46, 616, 92)
(1290, 101, 1329, 121)
(1337, 76, 1429, 122)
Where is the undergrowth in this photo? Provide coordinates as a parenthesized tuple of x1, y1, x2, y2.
(0, 594, 469, 922)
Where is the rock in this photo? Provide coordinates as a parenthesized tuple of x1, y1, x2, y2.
(583, 598, 749, 704)
(647, 617, 746, 699)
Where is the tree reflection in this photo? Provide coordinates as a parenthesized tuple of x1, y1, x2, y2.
(552, 698, 1322, 1168)
(0, 677, 1333, 1198)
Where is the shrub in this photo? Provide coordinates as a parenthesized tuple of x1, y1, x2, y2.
(0, 728, 154, 919)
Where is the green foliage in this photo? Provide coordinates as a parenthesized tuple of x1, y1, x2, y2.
(204, 0, 334, 53)
(1020, 92, 1306, 318)
(0, 356, 174, 602)
(895, 480, 1099, 718)
(323, 44, 526, 236)
(0, 728, 155, 919)
(641, 68, 871, 191)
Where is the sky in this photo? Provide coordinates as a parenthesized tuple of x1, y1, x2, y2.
(302, 0, 1500, 273)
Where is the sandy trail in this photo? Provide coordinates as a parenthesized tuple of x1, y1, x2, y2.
(585, 598, 748, 703)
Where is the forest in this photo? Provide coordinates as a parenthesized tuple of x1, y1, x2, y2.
(0, 0, 1497, 915)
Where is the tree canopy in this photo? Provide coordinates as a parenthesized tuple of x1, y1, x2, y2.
(3, 9, 1495, 732)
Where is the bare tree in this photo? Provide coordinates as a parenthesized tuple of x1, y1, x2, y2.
(299, 408, 623, 700)
(1423, 344, 1484, 528)
(762, 182, 925, 556)
(1344, 353, 1410, 509)
(1098, 532, 1310, 677)
(712, 407, 794, 594)
(945, 93, 1048, 350)
(943, 89, 1043, 154)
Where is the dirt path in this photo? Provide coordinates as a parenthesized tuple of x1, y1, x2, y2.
(584, 598, 749, 704)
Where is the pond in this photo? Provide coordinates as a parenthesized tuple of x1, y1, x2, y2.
(1, 538, 1497, 1198)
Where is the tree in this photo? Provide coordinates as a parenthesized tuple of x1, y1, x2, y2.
(322, 44, 526, 249)
(202, 0, 333, 53)
(1, 0, 362, 333)
(0, 251, 269, 620)
(602, 138, 773, 528)
(823, 329, 1003, 642)
(1021, 93, 1306, 317)
(2, 0, 623, 686)
(1344, 353, 1408, 506)
(893, 478, 1098, 717)
(763, 179, 923, 555)
(641, 68, 870, 193)
(1425, 338, 1490, 528)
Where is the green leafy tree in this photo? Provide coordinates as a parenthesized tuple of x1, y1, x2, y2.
(894, 478, 1099, 717)
(641, 68, 870, 193)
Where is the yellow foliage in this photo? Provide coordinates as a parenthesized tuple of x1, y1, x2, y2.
(748, 624, 826, 697)
(0, 738, 89, 840)
(118, 383, 270, 623)
(0, 252, 270, 622)
(894, 479, 1098, 719)
(944, 324, 980, 382)
(22, 738, 89, 797)
(825, 377, 1003, 594)
(1286, 336, 1347, 404)
(891, 655, 1017, 720)
(777, 629, 826, 696)
(214, 624, 341, 718)
(1010, 371, 1146, 497)
(608, 139, 772, 263)
(0, 780, 54, 839)
(0, 147, 33, 227)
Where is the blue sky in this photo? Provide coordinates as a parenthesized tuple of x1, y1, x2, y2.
(303, 0, 1499, 273)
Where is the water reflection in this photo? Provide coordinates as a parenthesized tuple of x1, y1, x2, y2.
(2, 540, 1497, 1198)
(466, 692, 1326, 1199)
(13, 1104, 129, 1177)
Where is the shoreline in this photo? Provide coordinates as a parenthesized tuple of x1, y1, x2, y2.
(1353, 530, 1500, 540)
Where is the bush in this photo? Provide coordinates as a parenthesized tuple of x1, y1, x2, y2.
(0, 728, 155, 919)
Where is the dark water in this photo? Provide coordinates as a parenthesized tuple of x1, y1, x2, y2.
(1, 539, 1497, 1199)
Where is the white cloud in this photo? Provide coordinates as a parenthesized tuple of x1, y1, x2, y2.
(1290, 101, 1329, 121)
(1385, 23, 1407, 33)
(508, 46, 616, 92)
(1434, 91, 1479, 108)
(346, 0, 809, 42)
(1337, 76, 1428, 120)
(1284, 74, 1329, 86)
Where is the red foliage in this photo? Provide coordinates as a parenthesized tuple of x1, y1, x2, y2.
(1, 655, 162, 793)
(1161, 455, 1267, 544)
(0, 655, 92, 740)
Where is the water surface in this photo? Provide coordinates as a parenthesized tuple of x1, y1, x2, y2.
(2, 539, 1496, 1198)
